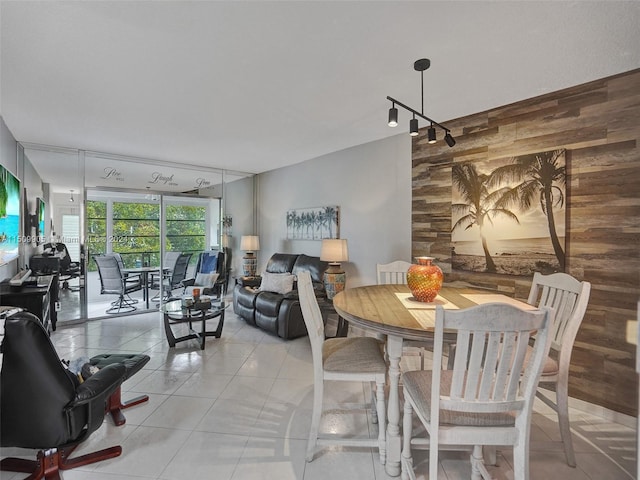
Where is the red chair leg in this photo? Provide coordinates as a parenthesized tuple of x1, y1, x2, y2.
(0, 456, 40, 474)
(59, 444, 122, 469)
(106, 385, 150, 426)
(0, 444, 122, 480)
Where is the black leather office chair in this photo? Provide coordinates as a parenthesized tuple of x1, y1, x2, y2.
(0, 311, 126, 479)
(43, 242, 81, 290)
(94, 255, 143, 314)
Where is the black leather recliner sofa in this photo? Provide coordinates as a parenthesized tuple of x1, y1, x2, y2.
(233, 253, 328, 339)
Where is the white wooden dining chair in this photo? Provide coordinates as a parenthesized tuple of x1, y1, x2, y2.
(297, 270, 387, 464)
(526, 271, 591, 467)
(401, 303, 553, 480)
(377, 260, 432, 369)
(377, 260, 412, 285)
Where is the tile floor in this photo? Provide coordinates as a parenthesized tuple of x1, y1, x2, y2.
(1, 306, 636, 480)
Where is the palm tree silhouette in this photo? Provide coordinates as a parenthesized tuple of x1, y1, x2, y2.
(286, 211, 296, 237)
(452, 164, 519, 273)
(322, 206, 337, 238)
(488, 149, 566, 270)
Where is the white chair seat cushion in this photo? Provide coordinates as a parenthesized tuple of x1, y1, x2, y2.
(323, 337, 387, 374)
(403, 370, 515, 427)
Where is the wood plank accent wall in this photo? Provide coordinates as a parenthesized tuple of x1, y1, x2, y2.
(412, 68, 640, 416)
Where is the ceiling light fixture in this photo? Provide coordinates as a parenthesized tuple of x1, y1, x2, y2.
(69, 189, 74, 202)
(409, 116, 419, 137)
(388, 104, 398, 127)
(386, 58, 455, 147)
(427, 124, 437, 144)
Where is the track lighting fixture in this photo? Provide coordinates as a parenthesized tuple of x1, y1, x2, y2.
(444, 131, 456, 147)
(388, 104, 398, 127)
(427, 125, 437, 144)
(409, 116, 419, 137)
(386, 58, 455, 147)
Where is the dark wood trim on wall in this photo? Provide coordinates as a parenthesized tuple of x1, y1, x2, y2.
(412, 68, 640, 417)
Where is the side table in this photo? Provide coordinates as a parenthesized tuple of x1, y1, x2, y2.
(161, 299, 227, 350)
(236, 276, 262, 288)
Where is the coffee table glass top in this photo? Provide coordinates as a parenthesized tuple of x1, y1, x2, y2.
(161, 298, 225, 316)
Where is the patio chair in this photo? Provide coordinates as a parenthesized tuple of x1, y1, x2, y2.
(182, 250, 225, 298)
(150, 252, 192, 302)
(94, 255, 142, 314)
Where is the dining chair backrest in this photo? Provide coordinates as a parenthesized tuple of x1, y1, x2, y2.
(376, 260, 412, 285)
(434, 302, 553, 417)
(297, 271, 326, 375)
(527, 272, 590, 356)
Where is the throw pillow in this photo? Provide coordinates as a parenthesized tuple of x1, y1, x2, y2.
(195, 272, 219, 287)
(200, 253, 218, 273)
(259, 272, 295, 294)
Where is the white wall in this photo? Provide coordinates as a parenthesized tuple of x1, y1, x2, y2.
(257, 133, 412, 287)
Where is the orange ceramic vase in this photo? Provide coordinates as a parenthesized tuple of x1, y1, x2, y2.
(406, 256, 443, 302)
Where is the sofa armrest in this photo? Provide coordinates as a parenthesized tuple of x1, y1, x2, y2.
(238, 276, 262, 288)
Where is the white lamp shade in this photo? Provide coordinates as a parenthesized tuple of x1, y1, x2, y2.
(320, 239, 349, 263)
(240, 235, 260, 252)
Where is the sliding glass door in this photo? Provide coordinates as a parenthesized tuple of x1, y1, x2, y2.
(85, 191, 161, 319)
(18, 142, 252, 325)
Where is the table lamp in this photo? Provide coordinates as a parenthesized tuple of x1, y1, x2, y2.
(320, 238, 349, 299)
(240, 235, 260, 277)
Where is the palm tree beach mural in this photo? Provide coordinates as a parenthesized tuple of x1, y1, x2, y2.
(451, 149, 566, 275)
(286, 206, 339, 240)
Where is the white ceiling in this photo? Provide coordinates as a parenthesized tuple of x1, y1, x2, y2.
(2, 1, 639, 187)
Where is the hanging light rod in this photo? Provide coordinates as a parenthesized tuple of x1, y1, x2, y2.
(386, 58, 456, 147)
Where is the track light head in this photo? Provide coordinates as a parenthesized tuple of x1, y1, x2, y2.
(388, 106, 398, 127)
(427, 125, 437, 144)
(444, 131, 456, 147)
(409, 117, 419, 137)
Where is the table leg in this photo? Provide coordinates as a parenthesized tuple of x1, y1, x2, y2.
(385, 334, 403, 477)
(163, 313, 177, 347)
(143, 271, 149, 309)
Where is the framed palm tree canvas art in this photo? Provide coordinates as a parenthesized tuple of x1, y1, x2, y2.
(286, 206, 339, 240)
(451, 149, 566, 275)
